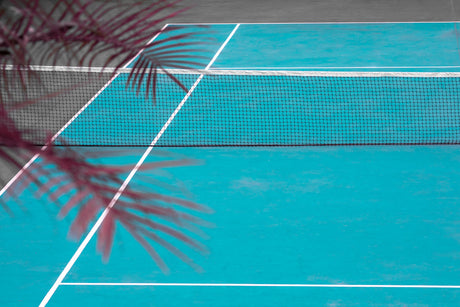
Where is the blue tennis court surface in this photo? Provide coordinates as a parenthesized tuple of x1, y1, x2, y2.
(2, 22, 460, 306)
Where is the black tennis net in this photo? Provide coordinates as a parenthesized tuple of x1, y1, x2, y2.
(2, 66, 460, 146)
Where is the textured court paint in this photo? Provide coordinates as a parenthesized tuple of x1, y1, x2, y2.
(127, 24, 238, 69)
(0, 150, 146, 306)
(4, 23, 460, 306)
(1, 24, 238, 307)
(212, 23, 460, 71)
(49, 286, 460, 306)
(56, 146, 460, 305)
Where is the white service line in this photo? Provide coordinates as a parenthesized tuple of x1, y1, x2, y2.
(170, 21, 460, 25)
(60, 282, 460, 289)
(0, 25, 169, 199)
(39, 23, 240, 307)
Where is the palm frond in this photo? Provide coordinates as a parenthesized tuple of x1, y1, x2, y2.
(0, 0, 213, 270)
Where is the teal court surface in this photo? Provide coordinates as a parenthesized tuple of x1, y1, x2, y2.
(2, 22, 460, 306)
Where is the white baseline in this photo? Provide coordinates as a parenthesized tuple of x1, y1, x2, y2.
(60, 282, 460, 289)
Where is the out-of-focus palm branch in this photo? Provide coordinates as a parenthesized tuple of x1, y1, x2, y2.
(0, 0, 213, 271)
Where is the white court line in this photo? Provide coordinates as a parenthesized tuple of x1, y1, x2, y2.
(2, 65, 121, 73)
(39, 23, 240, 307)
(170, 21, 460, 25)
(0, 25, 169, 199)
(60, 282, 460, 289)
(6, 67, 460, 77)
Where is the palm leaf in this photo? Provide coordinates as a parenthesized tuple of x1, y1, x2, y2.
(0, 0, 213, 270)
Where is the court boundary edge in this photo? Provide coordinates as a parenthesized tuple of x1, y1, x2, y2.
(60, 282, 460, 289)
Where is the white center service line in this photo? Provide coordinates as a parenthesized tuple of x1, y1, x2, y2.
(60, 282, 460, 289)
(39, 23, 240, 307)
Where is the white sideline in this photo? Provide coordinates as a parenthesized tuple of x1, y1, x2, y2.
(60, 282, 460, 289)
(170, 21, 460, 25)
(0, 25, 169, 199)
(38, 23, 240, 307)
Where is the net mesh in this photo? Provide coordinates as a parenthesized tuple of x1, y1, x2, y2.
(2, 67, 460, 146)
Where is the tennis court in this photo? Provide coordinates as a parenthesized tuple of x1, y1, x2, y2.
(2, 22, 460, 306)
